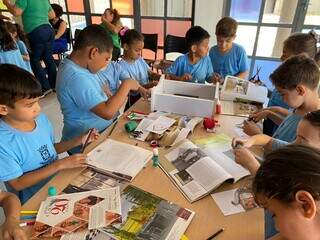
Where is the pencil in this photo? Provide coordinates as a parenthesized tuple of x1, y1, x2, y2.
(20, 221, 36, 227)
(20, 215, 36, 220)
(107, 121, 118, 137)
(81, 128, 94, 153)
(20, 210, 37, 214)
(206, 228, 224, 240)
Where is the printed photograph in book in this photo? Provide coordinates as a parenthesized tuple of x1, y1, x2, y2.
(101, 185, 194, 240)
(62, 168, 126, 194)
(31, 188, 122, 239)
(224, 76, 249, 95)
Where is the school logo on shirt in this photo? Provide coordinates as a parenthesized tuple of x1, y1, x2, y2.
(38, 145, 56, 165)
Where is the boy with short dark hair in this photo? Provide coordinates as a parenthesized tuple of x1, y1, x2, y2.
(0, 64, 97, 204)
(56, 25, 147, 153)
(244, 54, 320, 142)
(165, 26, 214, 83)
(209, 17, 248, 82)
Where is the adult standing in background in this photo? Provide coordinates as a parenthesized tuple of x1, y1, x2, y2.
(50, 3, 68, 55)
(2, 0, 57, 93)
(100, 8, 122, 61)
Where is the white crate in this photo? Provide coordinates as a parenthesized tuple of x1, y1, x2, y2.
(151, 76, 217, 117)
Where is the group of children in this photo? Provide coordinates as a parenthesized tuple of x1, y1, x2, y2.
(0, 12, 320, 239)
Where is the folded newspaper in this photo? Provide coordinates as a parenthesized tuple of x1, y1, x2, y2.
(31, 188, 121, 239)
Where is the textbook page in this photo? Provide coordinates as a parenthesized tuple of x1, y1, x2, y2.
(165, 140, 232, 202)
(87, 139, 152, 181)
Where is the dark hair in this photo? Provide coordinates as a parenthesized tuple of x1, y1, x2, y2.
(0, 19, 16, 51)
(73, 24, 113, 53)
(284, 31, 320, 63)
(215, 17, 238, 38)
(51, 3, 63, 18)
(253, 144, 320, 205)
(270, 53, 320, 90)
(5, 22, 30, 50)
(0, 64, 42, 108)
(304, 110, 320, 128)
(120, 29, 144, 47)
(105, 8, 120, 25)
(185, 26, 210, 50)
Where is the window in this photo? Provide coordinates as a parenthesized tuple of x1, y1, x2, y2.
(225, 0, 314, 89)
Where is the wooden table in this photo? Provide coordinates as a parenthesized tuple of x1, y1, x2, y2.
(22, 99, 264, 240)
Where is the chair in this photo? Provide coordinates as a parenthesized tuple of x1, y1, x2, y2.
(153, 34, 188, 73)
(164, 34, 188, 59)
(58, 28, 72, 61)
(73, 28, 82, 44)
(142, 33, 158, 67)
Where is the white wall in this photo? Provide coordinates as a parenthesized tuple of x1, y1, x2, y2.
(194, 0, 224, 46)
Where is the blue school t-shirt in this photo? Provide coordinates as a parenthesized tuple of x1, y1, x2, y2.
(97, 61, 130, 95)
(0, 113, 57, 204)
(166, 53, 213, 83)
(16, 40, 32, 73)
(209, 43, 248, 79)
(0, 45, 32, 73)
(272, 113, 302, 142)
(118, 57, 150, 85)
(56, 57, 112, 152)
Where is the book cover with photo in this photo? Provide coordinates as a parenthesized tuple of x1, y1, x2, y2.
(31, 188, 122, 239)
(160, 135, 250, 202)
(101, 185, 195, 240)
(221, 75, 268, 104)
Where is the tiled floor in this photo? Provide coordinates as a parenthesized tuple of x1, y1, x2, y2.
(0, 93, 64, 223)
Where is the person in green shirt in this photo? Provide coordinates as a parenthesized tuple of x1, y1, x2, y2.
(3, 0, 57, 93)
(100, 8, 123, 61)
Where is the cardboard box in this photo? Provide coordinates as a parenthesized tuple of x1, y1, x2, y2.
(151, 76, 217, 117)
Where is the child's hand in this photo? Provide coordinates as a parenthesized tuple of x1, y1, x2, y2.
(123, 79, 140, 91)
(212, 73, 223, 83)
(138, 87, 151, 100)
(181, 73, 192, 81)
(233, 148, 260, 175)
(57, 154, 88, 170)
(232, 137, 253, 149)
(242, 120, 262, 136)
(2, 217, 27, 240)
(81, 129, 99, 146)
(249, 109, 270, 122)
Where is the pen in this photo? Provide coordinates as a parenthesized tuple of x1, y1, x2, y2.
(206, 228, 224, 240)
(20, 221, 36, 227)
(81, 128, 94, 153)
(20, 210, 37, 214)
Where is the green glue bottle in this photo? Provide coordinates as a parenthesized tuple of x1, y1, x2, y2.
(152, 147, 159, 167)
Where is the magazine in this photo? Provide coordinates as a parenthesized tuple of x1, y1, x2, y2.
(160, 135, 250, 202)
(31, 188, 122, 239)
(101, 185, 195, 240)
(62, 168, 127, 194)
(221, 75, 268, 104)
(86, 139, 152, 182)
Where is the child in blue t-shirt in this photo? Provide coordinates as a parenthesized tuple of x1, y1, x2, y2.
(0, 64, 98, 204)
(6, 21, 32, 73)
(118, 29, 160, 106)
(209, 17, 248, 83)
(0, 19, 32, 73)
(166, 26, 214, 84)
(244, 54, 320, 143)
(56, 25, 147, 153)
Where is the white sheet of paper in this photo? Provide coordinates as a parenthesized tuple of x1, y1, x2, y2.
(171, 128, 191, 146)
(146, 116, 176, 134)
(211, 188, 245, 216)
(134, 118, 154, 141)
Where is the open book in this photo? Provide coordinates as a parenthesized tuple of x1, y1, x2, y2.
(161, 136, 250, 202)
(86, 139, 152, 182)
(221, 75, 268, 104)
(31, 188, 121, 239)
(101, 185, 195, 240)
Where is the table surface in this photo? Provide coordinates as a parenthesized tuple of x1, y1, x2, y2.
(22, 99, 264, 240)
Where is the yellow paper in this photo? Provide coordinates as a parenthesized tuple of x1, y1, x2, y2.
(180, 234, 189, 240)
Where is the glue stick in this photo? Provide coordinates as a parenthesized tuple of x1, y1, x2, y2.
(216, 99, 221, 114)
